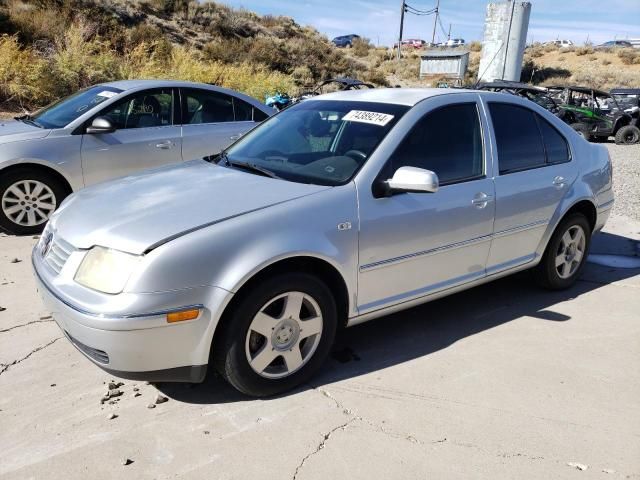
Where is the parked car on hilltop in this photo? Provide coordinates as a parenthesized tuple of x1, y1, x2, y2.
(595, 40, 633, 49)
(34, 88, 613, 396)
(0, 80, 273, 235)
(332, 34, 360, 48)
(394, 39, 427, 49)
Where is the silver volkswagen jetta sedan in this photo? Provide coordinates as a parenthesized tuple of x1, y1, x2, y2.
(33, 88, 614, 396)
(0, 80, 273, 234)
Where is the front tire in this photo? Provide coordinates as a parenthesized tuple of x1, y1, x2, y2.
(533, 213, 591, 290)
(614, 125, 640, 145)
(213, 273, 337, 397)
(0, 169, 68, 235)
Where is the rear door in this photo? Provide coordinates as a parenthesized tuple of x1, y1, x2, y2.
(484, 101, 575, 274)
(80, 88, 182, 186)
(180, 88, 265, 160)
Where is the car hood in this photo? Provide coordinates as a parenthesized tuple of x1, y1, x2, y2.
(0, 120, 51, 143)
(52, 160, 330, 255)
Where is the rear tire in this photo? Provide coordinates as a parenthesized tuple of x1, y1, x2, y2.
(533, 213, 591, 290)
(0, 169, 69, 235)
(614, 125, 640, 145)
(213, 273, 337, 397)
(571, 123, 593, 142)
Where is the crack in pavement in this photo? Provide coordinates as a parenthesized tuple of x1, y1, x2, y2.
(0, 337, 62, 376)
(292, 418, 356, 480)
(0, 318, 54, 333)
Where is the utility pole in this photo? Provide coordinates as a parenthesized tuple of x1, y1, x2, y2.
(397, 0, 406, 60)
(431, 0, 440, 45)
(447, 23, 451, 41)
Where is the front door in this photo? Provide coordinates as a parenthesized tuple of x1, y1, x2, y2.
(357, 96, 495, 314)
(80, 88, 182, 186)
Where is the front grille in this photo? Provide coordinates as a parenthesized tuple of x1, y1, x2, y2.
(44, 236, 75, 274)
(65, 331, 110, 364)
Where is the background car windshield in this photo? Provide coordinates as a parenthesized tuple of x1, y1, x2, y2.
(32, 86, 123, 129)
(224, 100, 409, 186)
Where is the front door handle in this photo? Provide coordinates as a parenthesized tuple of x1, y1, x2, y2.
(553, 176, 566, 188)
(155, 140, 174, 149)
(472, 192, 494, 209)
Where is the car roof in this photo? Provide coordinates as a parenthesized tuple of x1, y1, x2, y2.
(96, 79, 225, 91)
(315, 87, 477, 106)
(611, 88, 640, 95)
(478, 81, 548, 92)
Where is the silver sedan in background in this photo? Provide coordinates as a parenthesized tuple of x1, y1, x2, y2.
(0, 80, 273, 234)
(33, 88, 614, 397)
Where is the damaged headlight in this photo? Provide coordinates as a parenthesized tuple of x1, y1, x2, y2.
(74, 246, 141, 294)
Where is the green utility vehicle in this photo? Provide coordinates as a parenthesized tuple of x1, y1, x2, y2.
(548, 86, 639, 144)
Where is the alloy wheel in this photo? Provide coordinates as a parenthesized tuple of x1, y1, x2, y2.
(555, 225, 586, 279)
(245, 291, 323, 379)
(1, 180, 57, 227)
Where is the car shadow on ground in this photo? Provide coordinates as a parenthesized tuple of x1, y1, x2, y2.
(157, 231, 639, 404)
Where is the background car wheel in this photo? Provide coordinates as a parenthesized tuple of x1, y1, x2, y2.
(213, 273, 337, 397)
(0, 169, 68, 235)
(533, 213, 591, 290)
(570, 123, 593, 142)
(614, 125, 640, 145)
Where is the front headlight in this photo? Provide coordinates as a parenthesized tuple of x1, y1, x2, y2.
(74, 246, 141, 294)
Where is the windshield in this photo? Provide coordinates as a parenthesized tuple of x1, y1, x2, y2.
(221, 100, 409, 186)
(612, 94, 639, 110)
(31, 86, 123, 129)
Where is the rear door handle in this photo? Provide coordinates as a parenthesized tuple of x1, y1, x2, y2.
(155, 140, 174, 149)
(553, 176, 566, 188)
(472, 192, 494, 209)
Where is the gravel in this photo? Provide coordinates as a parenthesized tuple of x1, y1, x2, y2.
(606, 144, 640, 221)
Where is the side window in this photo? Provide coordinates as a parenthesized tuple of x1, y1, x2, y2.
(536, 114, 570, 165)
(233, 98, 254, 121)
(99, 89, 174, 130)
(389, 103, 483, 185)
(489, 103, 546, 174)
(253, 108, 269, 122)
(183, 89, 234, 124)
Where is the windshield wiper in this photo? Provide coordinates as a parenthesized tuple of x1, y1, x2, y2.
(14, 114, 42, 128)
(228, 160, 281, 179)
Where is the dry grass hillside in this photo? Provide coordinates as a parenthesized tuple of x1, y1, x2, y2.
(348, 41, 640, 90)
(0, 0, 638, 116)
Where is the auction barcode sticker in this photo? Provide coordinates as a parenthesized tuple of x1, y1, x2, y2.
(97, 91, 118, 98)
(343, 110, 394, 126)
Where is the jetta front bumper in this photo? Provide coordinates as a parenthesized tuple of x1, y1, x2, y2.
(33, 252, 232, 383)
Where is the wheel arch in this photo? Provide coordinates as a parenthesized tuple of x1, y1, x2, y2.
(536, 197, 598, 258)
(222, 255, 350, 328)
(0, 162, 74, 196)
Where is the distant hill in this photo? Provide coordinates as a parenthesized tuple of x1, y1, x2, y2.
(0, 0, 385, 110)
(0, 0, 638, 113)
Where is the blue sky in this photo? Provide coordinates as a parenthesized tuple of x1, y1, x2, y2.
(222, 0, 640, 46)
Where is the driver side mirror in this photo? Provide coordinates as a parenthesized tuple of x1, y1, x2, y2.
(86, 116, 115, 134)
(384, 166, 439, 195)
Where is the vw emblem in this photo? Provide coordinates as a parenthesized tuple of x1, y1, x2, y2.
(40, 232, 53, 258)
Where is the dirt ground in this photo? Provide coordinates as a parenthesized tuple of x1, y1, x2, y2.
(1, 217, 639, 478)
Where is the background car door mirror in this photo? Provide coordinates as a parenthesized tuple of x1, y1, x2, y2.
(385, 166, 439, 195)
(86, 116, 115, 134)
